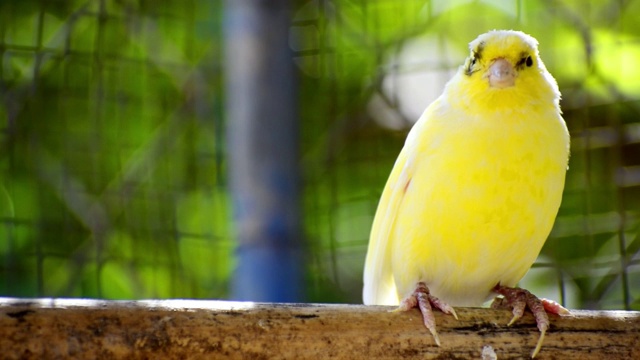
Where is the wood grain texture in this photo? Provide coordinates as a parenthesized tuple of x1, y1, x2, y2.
(1, 298, 638, 359)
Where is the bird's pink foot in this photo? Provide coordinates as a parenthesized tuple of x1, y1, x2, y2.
(492, 284, 569, 358)
(395, 282, 458, 346)
(540, 297, 570, 315)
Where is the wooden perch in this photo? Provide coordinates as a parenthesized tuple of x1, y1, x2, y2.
(1, 298, 639, 359)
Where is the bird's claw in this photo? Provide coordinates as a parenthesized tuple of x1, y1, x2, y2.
(396, 282, 457, 347)
(492, 284, 569, 358)
(541, 298, 570, 315)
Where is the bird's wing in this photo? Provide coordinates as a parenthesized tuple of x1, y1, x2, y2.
(362, 139, 416, 305)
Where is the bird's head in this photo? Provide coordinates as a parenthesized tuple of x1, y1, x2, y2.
(446, 30, 560, 113)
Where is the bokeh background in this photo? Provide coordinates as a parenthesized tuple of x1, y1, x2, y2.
(1, 0, 639, 310)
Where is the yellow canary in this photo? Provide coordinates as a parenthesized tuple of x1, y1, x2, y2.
(363, 30, 570, 358)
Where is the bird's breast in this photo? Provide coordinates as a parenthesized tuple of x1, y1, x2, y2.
(391, 107, 569, 305)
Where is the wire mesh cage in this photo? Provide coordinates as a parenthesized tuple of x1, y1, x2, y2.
(1, 0, 231, 299)
(0, 0, 639, 311)
(295, 0, 640, 310)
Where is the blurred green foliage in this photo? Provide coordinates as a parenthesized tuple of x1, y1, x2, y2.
(1, 0, 639, 310)
(1, 0, 231, 299)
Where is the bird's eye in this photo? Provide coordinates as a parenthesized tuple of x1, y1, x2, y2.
(465, 56, 477, 76)
(525, 56, 533, 67)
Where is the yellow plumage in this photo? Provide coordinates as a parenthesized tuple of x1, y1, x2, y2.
(363, 30, 569, 310)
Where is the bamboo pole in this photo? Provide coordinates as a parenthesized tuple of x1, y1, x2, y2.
(1, 298, 639, 359)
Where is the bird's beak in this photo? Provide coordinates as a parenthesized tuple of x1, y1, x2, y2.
(487, 58, 516, 88)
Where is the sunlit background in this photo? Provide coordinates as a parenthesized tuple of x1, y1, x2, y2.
(1, 0, 639, 310)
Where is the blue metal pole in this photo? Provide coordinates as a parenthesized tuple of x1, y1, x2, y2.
(224, 0, 303, 302)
